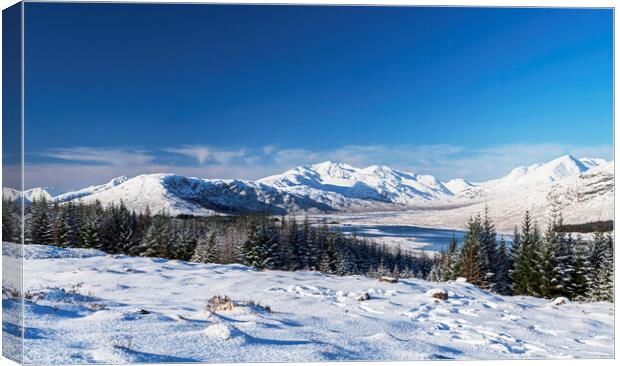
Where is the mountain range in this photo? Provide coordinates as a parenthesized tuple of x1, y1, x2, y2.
(4, 155, 613, 226)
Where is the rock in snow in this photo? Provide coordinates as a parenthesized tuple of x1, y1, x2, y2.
(2, 243, 613, 364)
(426, 288, 449, 300)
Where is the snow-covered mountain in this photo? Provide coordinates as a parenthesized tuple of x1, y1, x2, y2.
(258, 161, 453, 205)
(3, 186, 57, 204)
(8, 155, 613, 226)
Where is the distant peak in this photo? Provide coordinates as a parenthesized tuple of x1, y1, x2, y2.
(108, 176, 129, 186)
(311, 161, 355, 170)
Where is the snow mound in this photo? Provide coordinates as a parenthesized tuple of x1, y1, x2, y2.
(551, 297, 570, 306)
(204, 323, 232, 340)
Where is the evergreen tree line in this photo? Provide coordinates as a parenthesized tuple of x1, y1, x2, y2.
(429, 209, 614, 302)
(2, 196, 434, 279)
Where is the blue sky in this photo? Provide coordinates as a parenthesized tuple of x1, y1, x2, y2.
(23, 4, 613, 191)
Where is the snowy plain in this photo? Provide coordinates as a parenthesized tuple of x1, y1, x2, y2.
(2, 243, 614, 364)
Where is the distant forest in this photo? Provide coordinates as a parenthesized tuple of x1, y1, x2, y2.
(2, 196, 434, 279)
(2, 196, 614, 302)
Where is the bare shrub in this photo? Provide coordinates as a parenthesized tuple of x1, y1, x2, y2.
(112, 336, 133, 351)
(206, 295, 235, 313)
(2, 286, 45, 303)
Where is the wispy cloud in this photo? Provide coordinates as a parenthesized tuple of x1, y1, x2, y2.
(24, 143, 612, 192)
(163, 145, 248, 165)
(42, 147, 155, 166)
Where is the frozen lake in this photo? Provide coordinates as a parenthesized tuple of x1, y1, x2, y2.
(310, 213, 513, 253)
(337, 224, 467, 252)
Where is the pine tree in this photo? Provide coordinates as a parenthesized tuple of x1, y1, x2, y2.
(118, 208, 136, 254)
(429, 253, 445, 282)
(555, 232, 575, 297)
(240, 217, 265, 268)
(445, 234, 461, 281)
(568, 235, 590, 300)
(480, 207, 498, 288)
(80, 212, 100, 249)
(596, 236, 614, 302)
(511, 211, 541, 296)
(537, 221, 561, 299)
(297, 216, 311, 270)
(494, 236, 512, 295)
(136, 211, 173, 258)
(53, 206, 73, 247)
(458, 216, 485, 287)
(30, 196, 53, 244)
(175, 222, 197, 261)
(192, 231, 219, 263)
(259, 218, 280, 269)
(2, 198, 17, 242)
(586, 231, 608, 299)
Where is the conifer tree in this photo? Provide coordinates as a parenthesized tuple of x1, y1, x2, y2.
(80, 212, 100, 249)
(458, 216, 485, 286)
(492, 236, 511, 295)
(480, 207, 498, 287)
(537, 221, 561, 298)
(30, 196, 53, 244)
(136, 211, 173, 258)
(511, 211, 541, 296)
(2, 198, 16, 242)
(54, 206, 73, 248)
(596, 239, 614, 302)
(568, 235, 590, 300)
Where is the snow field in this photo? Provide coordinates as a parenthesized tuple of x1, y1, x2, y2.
(2, 243, 614, 364)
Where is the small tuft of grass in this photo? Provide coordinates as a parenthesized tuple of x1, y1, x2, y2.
(206, 295, 235, 313)
(112, 336, 134, 351)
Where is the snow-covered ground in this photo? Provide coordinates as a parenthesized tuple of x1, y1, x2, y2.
(2, 243, 613, 364)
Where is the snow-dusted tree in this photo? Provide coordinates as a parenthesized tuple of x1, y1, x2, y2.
(53, 206, 73, 248)
(175, 221, 198, 261)
(2, 198, 17, 242)
(537, 220, 562, 299)
(555, 232, 575, 297)
(494, 236, 512, 295)
(192, 231, 219, 263)
(117, 207, 136, 254)
(480, 207, 498, 287)
(30, 195, 53, 244)
(80, 212, 100, 249)
(136, 211, 173, 258)
(568, 235, 591, 300)
(595, 238, 614, 302)
(430, 234, 459, 282)
(297, 217, 312, 270)
(445, 234, 461, 281)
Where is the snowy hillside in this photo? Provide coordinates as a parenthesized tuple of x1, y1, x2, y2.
(11, 154, 612, 227)
(3, 186, 56, 204)
(2, 243, 613, 364)
(258, 161, 453, 205)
